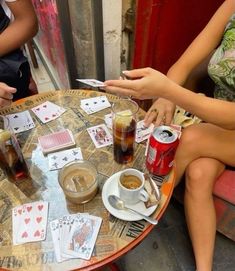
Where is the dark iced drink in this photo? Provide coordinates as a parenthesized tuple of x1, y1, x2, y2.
(0, 118, 29, 182)
(112, 99, 139, 164)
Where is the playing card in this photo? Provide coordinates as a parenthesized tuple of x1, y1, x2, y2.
(104, 113, 113, 129)
(170, 124, 182, 138)
(31, 101, 66, 123)
(38, 129, 76, 155)
(48, 147, 83, 170)
(50, 213, 90, 262)
(12, 205, 25, 245)
(64, 214, 102, 260)
(145, 137, 150, 156)
(76, 79, 105, 88)
(87, 124, 113, 148)
(135, 120, 154, 143)
(6, 111, 35, 133)
(50, 219, 66, 263)
(12, 201, 49, 245)
(80, 96, 111, 114)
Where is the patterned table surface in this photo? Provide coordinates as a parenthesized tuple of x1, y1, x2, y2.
(0, 90, 175, 271)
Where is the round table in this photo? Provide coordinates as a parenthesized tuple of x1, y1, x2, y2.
(0, 90, 175, 271)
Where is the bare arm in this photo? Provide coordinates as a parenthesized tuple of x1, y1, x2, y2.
(0, 0, 38, 56)
(164, 80, 235, 130)
(143, 0, 235, 127)
(105, 68, 235, 130)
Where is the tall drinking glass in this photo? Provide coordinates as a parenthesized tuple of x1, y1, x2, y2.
(0, 116, 29, 182)
(112, 98, 139, 164)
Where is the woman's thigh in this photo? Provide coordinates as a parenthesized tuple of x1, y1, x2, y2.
(179, 123, 235, 167)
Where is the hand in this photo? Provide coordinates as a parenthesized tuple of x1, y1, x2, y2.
(105, 67, 170, 100)
(0, 82, 16, 107)
(144, 98, 175, 127)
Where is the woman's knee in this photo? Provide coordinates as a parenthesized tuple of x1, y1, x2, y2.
(180, 125, 203, 145)
(185, 162, 216, 197)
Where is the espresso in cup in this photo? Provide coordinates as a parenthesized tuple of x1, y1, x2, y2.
(120, 174, 142, 190)
(118, 168, 149, 205)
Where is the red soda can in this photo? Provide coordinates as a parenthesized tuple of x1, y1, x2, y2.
(146, 125, 179, 176)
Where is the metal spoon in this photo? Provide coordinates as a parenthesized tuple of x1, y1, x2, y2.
(108, 195, 158, 225)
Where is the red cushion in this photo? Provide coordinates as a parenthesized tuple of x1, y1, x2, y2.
(213, 170, 235, 205)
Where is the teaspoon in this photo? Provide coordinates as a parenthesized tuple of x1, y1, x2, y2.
(108, 195, 158, 225)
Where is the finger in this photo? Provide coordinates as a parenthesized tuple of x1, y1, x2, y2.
(122, 68, 150, 79)
(155, 111, 165, 126)
(144, 108, 158, 127)
(0, 98, 12, 107)
(165, 113, 172, 125)
(0, 82, 17, 93)
(105, 78, 139, 90)
(104, 85, 136, 97)
(144, 113, 156, 127)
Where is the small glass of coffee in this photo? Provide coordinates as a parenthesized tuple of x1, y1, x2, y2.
(58, 160, 98, 204)
(112, 98, 139, 164)
(0, 116, 29, 182)
(118, 168, 149, 205)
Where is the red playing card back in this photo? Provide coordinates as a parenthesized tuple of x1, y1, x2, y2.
(38, 129, 76, 154)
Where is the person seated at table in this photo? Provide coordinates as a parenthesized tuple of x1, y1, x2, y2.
(0, 0, 38, 105)
(104, 1, 235, 270)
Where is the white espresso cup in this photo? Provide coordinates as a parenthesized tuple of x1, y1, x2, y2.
(118, 168, 149, 205)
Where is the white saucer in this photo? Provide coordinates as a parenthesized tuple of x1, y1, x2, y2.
(102, 171, 158, 221)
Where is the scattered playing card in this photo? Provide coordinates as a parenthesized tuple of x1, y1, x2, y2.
(50, 213, 101, 262)
(50, 218, 65, 263)
(104, 113, 113, 129)
(31, 101, 66, 123)
(38, 129, 76, 155)
(170, 124, 182, 138)
(87, 124, 113, 148)
(48, 147, 83, 170)
(80, 96, 111, 114)
(135, 120, 154, 143)
(64, 214, 102, 260)
(76, 79, 105, 88)
(12, 201, 49, 245)
(6, 110, 35, 133)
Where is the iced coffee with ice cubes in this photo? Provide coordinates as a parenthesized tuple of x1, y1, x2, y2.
(58, 160, 98, 204)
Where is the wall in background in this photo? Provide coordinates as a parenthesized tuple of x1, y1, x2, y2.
(32, 0, 69, 89)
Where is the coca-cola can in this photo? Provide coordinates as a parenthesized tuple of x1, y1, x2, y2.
(146, 125, 179, 177)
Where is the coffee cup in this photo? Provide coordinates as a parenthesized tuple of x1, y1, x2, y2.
(118, 168, 149, 205)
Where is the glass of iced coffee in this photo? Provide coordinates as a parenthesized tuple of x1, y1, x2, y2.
(0, 116, 29, 182)
(58, 160, 98, 204)
(112, 98, 139, 164)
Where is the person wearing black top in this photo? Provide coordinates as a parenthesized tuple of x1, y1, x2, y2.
(0, 0, 38, 106)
